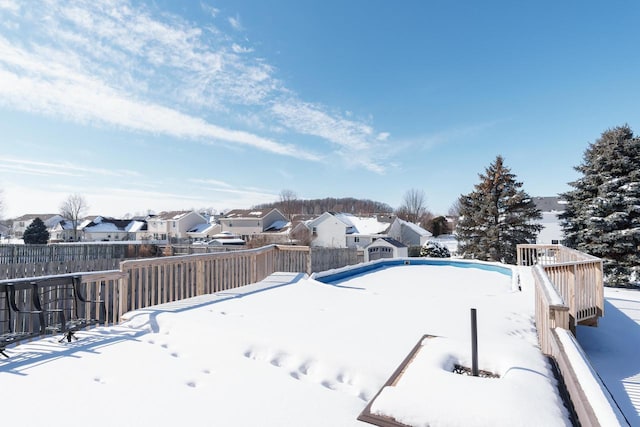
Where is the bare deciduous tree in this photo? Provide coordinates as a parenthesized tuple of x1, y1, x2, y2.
(397, 188, 428, 223)
(278, 189, 298, 221)
(60, 193, 89, 242)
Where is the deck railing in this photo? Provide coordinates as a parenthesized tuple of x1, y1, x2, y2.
(516, 244, 621, 426)
(2, 244, 369, 331)
(1, 245, 312, 337)
(517, 244, 604, 332)
(117, 245, 310, 321)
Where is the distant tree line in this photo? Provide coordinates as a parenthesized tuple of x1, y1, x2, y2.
(253, 195, 394, 217)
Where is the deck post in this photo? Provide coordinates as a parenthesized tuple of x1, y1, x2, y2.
(471, 308, 478, 377)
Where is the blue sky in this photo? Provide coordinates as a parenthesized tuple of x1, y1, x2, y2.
(0, 0, 638, 219)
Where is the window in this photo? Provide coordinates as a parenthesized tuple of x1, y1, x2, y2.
(354, 237, 360, 243)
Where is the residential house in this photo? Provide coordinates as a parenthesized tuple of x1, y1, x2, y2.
(532, 197, 565, 244)
(387, 217, 432, 247)
(364, 237, 408, 262)
(218, 209, 288, 242)
(285, 215, 319, 245)
(147, 211, 208, 242)
(0, 221, 10, 241)
(338, 213, 390, 249)
(305, 212, 349, 248)
(304, 212, 390, 248)
(82, 217, 147, 241)
(127, 218, 150, 241)
(187, 222, 222, 242)
(12, 214, 64, 239)
(49, 219, 78, 242)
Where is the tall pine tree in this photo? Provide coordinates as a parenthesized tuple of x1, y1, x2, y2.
(457, 156, 542, 264)
(560, 125, 640, 287)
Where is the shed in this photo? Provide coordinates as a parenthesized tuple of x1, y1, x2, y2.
(364, 237, 408, 262)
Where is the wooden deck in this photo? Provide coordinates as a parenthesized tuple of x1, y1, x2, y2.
(516, 244, 629, 426)
(517, 244, 604, 333)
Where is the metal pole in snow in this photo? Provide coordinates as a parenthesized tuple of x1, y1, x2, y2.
(471, 308, 479, 377)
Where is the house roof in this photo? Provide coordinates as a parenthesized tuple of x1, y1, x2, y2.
(84, 217, 141, 233)
(154, 211, 194, 220)
(334, 213, 390, 235)
(395, 217, 432, 237)
(532, 197, 566, 212)
(187, 223, 217, 234)
(222, 208, 283, 220)
(12, 213, 60, 222)
(126, 220, 147, 232)
(370, 237, 407, 248)
(264, 220, 289, 232)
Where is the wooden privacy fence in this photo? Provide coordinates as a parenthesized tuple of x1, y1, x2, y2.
(310, 247, 361, 273)
(0, 243, 161, 280)
(0, 243, 135, 263)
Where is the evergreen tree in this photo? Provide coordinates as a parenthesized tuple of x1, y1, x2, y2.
(429, 216, 450, 237)
(23, 217, 50, 244)
(420, 241, 451, 258)
(457, 156, 542, 264)
(560, 125, 640, 287)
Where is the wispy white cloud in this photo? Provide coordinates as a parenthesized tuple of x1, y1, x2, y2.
(190, 178, 276, 199)
(189, 178, 233, 188)
(200, 2, 219, 18)
(0, 156, 140, 178)
(271, 99, 391, 172)
(231, 43, 253, 54)
(228, 15, 243, 31)
(0, 0, 19, 13)
(0, 41, 320, 161)
(377, 132, 390, 141)
(0, 0, 392, 173)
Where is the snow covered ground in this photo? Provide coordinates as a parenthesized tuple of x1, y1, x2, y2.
(1, 263, 576, 426)
(578, 286, 640, 426)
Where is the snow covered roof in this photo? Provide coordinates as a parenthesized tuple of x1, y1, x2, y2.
(12, 213, 60, 222)
(370, 237, 407, 248)
(187, 223, 216, 233)
(395, 217, 432, 236)
(333, 213, 390, 235)
(222, 209, 283, 219)
(84, 218, 142, 233)
(264, 220, 289, 232)
(154, 211, 192, 220)
(126, 220, 147, 233)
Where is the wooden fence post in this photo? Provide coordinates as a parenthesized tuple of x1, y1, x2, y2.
(196, 258, 205, 296)
(117, 267, 128, 322)
(251, 252, 258, 284)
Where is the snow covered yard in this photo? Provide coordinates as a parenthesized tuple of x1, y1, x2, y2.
(0, 264, 571, 426)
